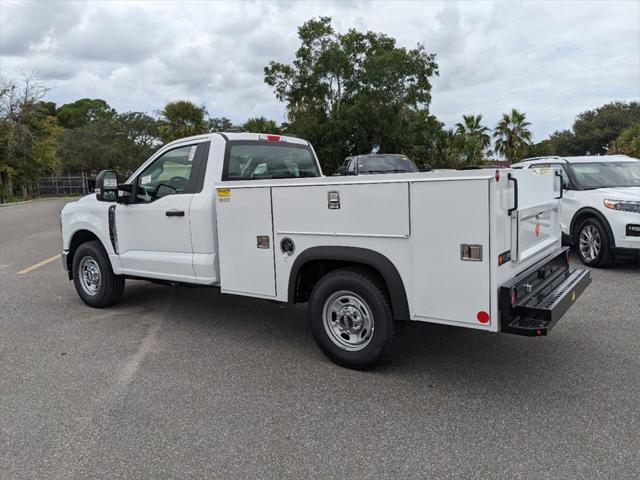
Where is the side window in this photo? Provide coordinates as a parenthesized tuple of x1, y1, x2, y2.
(135, 145, 198, 203)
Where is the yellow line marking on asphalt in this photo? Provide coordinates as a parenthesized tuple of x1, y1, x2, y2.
(16, 254, 61, 275)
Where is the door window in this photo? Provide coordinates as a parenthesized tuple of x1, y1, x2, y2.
(135, 145, 198, 203)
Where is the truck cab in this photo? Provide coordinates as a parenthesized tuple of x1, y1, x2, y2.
(61, 133, 591, 369)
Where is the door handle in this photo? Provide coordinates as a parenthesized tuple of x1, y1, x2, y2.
(165, 210, 185, 217)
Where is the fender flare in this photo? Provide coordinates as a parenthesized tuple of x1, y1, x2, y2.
(288, 246, 410, 321)
(570, 207, 616, 246)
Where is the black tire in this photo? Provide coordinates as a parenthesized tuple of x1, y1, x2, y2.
(72, 240, 125, 308)
(308, 267, 400, 370)
(574, 217, 614, 267)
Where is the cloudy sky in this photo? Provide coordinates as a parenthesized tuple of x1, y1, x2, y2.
(1, 0, 638, 140)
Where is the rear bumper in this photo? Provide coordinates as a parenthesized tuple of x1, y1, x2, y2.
(499, 247, 591, 336)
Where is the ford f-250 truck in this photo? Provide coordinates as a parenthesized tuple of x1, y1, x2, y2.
(61, 132, 591, 369)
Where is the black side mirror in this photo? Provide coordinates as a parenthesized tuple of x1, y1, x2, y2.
(95, 170, 118, 202)
(116, 183, 133, 204)
(423, 163, 433, 172)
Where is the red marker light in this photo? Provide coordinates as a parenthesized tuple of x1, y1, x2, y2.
(510, 288, 517, 306)
(266, 134, 280, 141)
(476, 311, 490, 324)
(495, 170, 500, 182)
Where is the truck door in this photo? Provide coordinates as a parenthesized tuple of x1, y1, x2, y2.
(215, 187, 276, 298)
(116, 142, 208, 282)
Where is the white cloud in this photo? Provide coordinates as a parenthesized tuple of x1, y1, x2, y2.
(0, 0, 638, 139)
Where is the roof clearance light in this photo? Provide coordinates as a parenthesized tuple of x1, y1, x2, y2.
(266, 134, 280, 141)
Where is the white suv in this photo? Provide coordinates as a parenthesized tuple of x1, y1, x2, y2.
(512, 155, 640, 267)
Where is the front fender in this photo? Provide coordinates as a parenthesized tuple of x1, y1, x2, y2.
(61, 196, 122, 273)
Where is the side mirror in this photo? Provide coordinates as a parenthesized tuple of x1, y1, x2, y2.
(116, 183, 133, 204)
(95, 170, 118, 202)
(423, 163, 433, 172)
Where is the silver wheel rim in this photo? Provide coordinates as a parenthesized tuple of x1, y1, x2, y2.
(322, 290, 374, 351)
(79, 256, 101, 296)
(579, 224, 601, 262)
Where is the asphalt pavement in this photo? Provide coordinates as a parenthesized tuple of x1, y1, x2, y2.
(1, 197, 639, 479)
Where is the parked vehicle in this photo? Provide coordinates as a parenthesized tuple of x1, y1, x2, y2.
(512, 155, 640, 267)
(61, 133, 590, 369)
(338, 154, 420, 175)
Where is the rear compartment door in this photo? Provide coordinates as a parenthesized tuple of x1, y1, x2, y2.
(215, 187, 276, 297)
(508, 168, 562, 262)
(410, 179, 491, 327)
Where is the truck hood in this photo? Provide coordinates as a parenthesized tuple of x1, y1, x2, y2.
(591, 186, 640, 201)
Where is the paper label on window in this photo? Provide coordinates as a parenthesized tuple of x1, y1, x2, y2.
(141, 175, 152, 185)
(187, 146, 197, 162)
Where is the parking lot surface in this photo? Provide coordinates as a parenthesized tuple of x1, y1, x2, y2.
(1, 197, 639, 479)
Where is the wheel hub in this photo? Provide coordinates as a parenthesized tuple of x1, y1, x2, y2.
(79, 256, 101, 296)
(579, 225, 601, 262)
(322, 291, 374, 352)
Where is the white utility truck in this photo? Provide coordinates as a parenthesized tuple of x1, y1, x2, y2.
(61, 133, 591, 369)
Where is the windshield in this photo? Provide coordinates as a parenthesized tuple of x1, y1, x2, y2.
(570, 161, 640, 189)
(224, 143, 320, 180)
(358, 155, 419, 174)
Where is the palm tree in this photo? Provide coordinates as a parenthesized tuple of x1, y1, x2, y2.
(493, 109, 533, 162)
(455, 114, 491, 164)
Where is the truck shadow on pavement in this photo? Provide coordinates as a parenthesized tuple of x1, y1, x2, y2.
(111, 279, 616, 403)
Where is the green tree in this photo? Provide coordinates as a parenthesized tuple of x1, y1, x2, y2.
(0, 75, 62, 201)
(264, 17, 439, 173)
(494, 109, 533, 162)
(535, 102, 640, 156)
(242, 116, 281, 134)
(455, 114, 491, 164)
(56, 98, 115, 129)
(57, 112, 159, 175)
(608, 122, 640, 158)
(208, 116, 234, 132)
(158, 100, 207, 143)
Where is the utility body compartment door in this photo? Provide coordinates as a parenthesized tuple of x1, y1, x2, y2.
(215, 187, 276, 298)
(410, 179, 491, 327)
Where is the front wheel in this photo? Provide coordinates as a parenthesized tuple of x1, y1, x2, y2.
(575, 217, 614, 267)
(308, 268, 400, 370)
(72, 240, 125, 308)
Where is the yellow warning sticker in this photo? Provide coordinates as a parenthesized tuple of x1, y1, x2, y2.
(217, 188, 231, 202)
(533, 167, 551, 175)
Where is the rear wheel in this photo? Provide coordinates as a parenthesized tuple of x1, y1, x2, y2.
(72, 241, 125, 307)
(575, 217, 613, 267)
(308, 268, 400, 370)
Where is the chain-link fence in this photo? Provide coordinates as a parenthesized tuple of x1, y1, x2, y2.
(29, 173, 90, 196)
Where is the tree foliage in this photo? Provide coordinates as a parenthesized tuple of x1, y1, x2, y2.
(608, 122, 640, 158)
(455, 114, 491, 164)
(264, 17, 439, 172)
(56, 98, 115, 129)
(0, 75, 63, 200)
(494, 109, 533, 162)
(158, 100, 207, 143)
(532, 102, 640, 156)
(242, 116, 281, 134)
